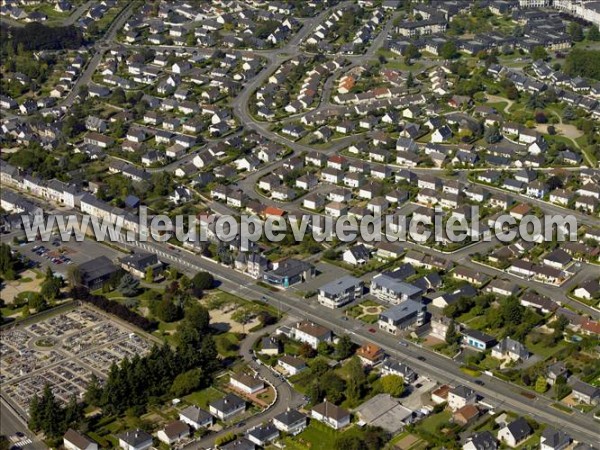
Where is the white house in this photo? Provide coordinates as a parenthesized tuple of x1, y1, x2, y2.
(117, 430, 153, 450)
(229, 373, 264, 395)
(157, 421, 190, 445)
(272, 409, 307, 435)
(63, 430, 98, 450)
(497, 418, 533, 448)
(311, 401, 350, 430)
(448, 385, 477, 411)
(179, 406, 213, 429)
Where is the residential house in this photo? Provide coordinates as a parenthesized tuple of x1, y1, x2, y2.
(448, 385, 477, 411)
(63, 430, 98, 450)
(491, 338, 530, 362)
(209, 394, 246, 420)
(462, 329, 496, 351)
(277, 355, 307, 375)
(311, 401, 350, 430)
(230, 374, 264, 395)
(497, 417, 532, 448)
(179, 406, 213, 429)
(289, 321, 333, 349)
(157, 421, 190, 445)
(272, 409, 307, 435)
(356, 343, 385, 366)
(246, 424, 279, 447)
(117, 430, 153, 450)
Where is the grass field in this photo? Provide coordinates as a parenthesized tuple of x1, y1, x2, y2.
(184, 387, 224, 409)
(416, 411, 452, 434)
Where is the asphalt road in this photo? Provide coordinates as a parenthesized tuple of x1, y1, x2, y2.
(0, 398, 45, 450)
(122, 236, 600, 446)
(189, 321, 305, 450)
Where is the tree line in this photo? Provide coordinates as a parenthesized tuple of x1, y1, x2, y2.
(70, 286, 158, 331)
(2, 23, 83, 53)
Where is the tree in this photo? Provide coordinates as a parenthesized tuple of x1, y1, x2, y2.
(192, 271, 214, 290)
(404, 44, 419, 64)
(535, 375, 548, 393)
(145, 266, 154, 283)
(40, 279, 60, 301)
(67, 266, 82, 287)
(0, 243, 17, 280)
(568, 22, 584, 42)
(440, 41, 458, 59)
(156, 297, 183, 322)
(299, 343, 316, 358)
(588, 26, 600, 41)
(500, 296, 524, 326)
(28, 293, 48, 312)
(117, 274, 140, 297)
(345, 357, 366, 404)
(484, 125, 502, 144)
(380, 374, 405, 397)
(531, 46, 548, 61)
(170, 368, 204, 396)
(111, 87, 126, 106)
(445, 320, 461, 346)
(406, 71, 414, 88)
(564, 48, 600, 80)
(321, 371, 346, 404)
(85, 374, 103, 406)
(335, 335, 354, 360)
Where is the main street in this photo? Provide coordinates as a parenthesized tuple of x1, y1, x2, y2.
(121, 235, 600, 446)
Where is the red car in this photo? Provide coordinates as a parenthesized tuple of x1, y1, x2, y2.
(368, 328, 376, 333)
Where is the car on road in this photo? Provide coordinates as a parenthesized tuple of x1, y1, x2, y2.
(417, 356, 426, 361)
(399, 341, 408, 347)
(341, 316, 348, 321)
(368, 327, 376, 333)
(474, 380, 485, 386)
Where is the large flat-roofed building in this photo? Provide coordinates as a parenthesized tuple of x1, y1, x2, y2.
(370, 274, 422, 304)
(378, 300, 428, 334)
(317, 276, 364, 309)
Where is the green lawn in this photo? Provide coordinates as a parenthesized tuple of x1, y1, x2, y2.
(285, 422, 340, 450)
(214, 332, 242, 358)
(416, 411, 452, 434)
(183, 387, 224, 409)
(525, 334, 569, 358)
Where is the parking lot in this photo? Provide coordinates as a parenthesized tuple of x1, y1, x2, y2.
(0, 306, 154, 416)
(14, 235, 126, 277)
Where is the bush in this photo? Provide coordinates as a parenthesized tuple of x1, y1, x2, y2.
(71, 287, 158, 331)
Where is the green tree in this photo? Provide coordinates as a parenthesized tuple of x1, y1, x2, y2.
(85, 374, 103, 406)
(156, 297, 183, 322)
(588, 26, 600, 41)
(535, 375, 548, 393)
(145, 266, 154, 283)
(192, 271, 214, 290)
(568, 22, 584, 42)
(117, 274, 140, 297)
(170, 368, 204, 396)
(0, 243, 17, 280)
(406, 71, 414, 88)
(379, 374, 405, 397)
(28, 293, 48, 312)
(40, 279, 60, 301)
(345, 357, 366, 404)
(440, 41, 458, 59)
(531, 46, 548, 61)
(335, 335, 354, 360)
(445, 320, 461, 346)
(321, 371, 346, 404)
